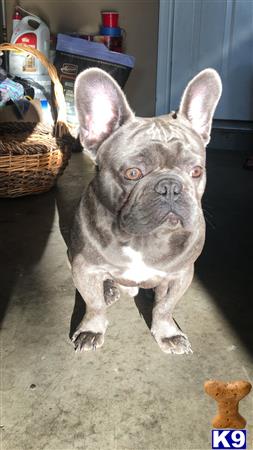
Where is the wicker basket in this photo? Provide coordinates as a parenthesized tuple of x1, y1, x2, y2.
(0, 43, 73, 198)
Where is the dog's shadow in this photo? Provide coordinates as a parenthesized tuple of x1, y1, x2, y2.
(134, 288, 154, 330)
(69, 290, 86, 339)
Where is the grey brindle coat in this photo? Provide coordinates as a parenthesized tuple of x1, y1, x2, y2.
(68, 68, 222, 354)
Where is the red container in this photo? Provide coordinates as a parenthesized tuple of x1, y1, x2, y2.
(101, 12, 119, 28)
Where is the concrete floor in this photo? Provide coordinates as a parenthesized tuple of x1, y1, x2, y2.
(1, 148, 253, 450)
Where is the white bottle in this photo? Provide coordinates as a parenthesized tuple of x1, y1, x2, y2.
(9, 15, 50, 79)
(40, 99, 53, 125)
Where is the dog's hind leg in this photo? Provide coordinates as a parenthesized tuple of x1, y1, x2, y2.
(104, 279, 121, 306)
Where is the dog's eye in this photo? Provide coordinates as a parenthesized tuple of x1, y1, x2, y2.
(190, 166, 203, 178)
(124, 168, 143, 181)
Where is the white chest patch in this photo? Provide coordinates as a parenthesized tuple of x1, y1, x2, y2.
(121, 246, 166, 283)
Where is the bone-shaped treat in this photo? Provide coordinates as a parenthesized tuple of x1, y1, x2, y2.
(204, 380, 252, 429)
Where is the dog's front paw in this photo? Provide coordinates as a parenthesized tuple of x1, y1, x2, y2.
(152, 331, 193, 355)
(72, 331, 104, 352)
(160, 333, 193, 354)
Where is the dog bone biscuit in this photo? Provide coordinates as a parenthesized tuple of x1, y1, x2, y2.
(204, 380, 252, 429)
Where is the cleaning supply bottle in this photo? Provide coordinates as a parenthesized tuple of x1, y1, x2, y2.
(9, 15, 50, 79)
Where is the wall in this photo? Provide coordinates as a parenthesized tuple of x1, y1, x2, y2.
(5, 0, 159, 117)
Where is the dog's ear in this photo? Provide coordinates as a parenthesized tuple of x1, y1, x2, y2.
(74, 68, 134, 159)
(179, 69, 222, 145)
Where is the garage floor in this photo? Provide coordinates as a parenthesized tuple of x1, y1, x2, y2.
(1, 148, 253, 450)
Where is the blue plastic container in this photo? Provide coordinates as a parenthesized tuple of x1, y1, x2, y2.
(100, 26, 122, 37)
(56, 33, 134, 69)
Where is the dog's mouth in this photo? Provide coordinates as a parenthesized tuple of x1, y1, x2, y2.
(165, 211, 183, 229)
(119, 207, 184, 236)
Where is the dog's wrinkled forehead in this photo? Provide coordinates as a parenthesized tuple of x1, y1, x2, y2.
(97, 114, 205, 168)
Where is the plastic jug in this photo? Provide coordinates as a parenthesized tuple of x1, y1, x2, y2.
(9, 15, 50, 78)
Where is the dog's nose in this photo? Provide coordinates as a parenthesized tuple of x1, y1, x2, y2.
(155, 178, 182, 200)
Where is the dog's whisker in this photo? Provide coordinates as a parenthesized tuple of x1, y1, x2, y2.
(202, 207, 214, 218)
(204, 214, 216, 230)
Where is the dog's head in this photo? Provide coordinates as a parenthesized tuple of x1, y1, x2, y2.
(75, 68, 221, 235)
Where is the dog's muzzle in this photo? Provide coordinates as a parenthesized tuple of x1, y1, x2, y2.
(154, 177, 184, 227)
(119, 174, 188, 235)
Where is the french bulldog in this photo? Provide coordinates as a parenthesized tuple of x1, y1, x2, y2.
(68, 67, 222, 354)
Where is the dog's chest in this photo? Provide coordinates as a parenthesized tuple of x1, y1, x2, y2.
(112, 246, 166, 284)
